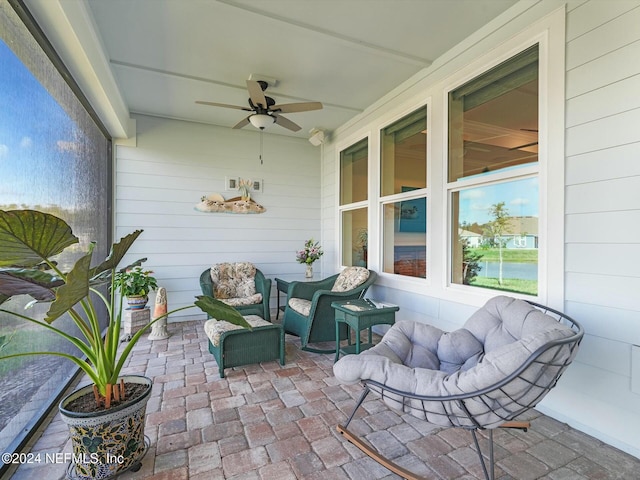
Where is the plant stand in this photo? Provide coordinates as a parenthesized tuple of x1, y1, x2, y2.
(122, 307, 150, 339)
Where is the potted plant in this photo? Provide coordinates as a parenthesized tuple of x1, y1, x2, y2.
(0, 209, 250, 479)
(114, 265, 158, 309)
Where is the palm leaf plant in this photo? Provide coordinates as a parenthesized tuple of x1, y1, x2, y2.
(0, 209, 250, 409)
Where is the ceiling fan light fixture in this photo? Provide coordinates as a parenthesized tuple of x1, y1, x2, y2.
(249, 113, 275, 130)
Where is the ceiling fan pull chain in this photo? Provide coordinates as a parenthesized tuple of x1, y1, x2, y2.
(260, 130, 264, 165)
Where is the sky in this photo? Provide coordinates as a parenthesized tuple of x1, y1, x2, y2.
(457, 176, 539, 225)
(0, 38, 78, 208)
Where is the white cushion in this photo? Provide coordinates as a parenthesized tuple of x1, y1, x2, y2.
(210, 262, 257, 299)
(331, 267, 369, 292)
(288, 297, 311, 316)
(204, 314, 271, 347)
(220, 293, 263, 307)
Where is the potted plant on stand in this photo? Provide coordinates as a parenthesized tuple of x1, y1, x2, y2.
(114, 266, 158, 310)
(0, 209, 250, 479)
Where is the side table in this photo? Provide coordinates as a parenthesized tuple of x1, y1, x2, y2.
(332, 299, 399, 362)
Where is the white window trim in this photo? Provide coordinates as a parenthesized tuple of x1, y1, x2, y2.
(438, 11, 565, 309)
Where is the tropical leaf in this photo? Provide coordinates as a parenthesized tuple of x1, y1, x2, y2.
(88, 231, 143, 279)
(194, 295, 252, 330)
(44, 251, 92, 324)
(0, 210, 78, 267)
(0, 269, 63, 305)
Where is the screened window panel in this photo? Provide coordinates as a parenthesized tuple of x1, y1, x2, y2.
(0, 1, 111, 459)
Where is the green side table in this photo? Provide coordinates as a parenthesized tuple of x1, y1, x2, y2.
(332, 299, 399, 362)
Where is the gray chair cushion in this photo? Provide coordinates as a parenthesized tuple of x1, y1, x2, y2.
(333, 295, 576, 428)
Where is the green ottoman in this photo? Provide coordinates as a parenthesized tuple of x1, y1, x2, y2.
(204, 314, 285, 378)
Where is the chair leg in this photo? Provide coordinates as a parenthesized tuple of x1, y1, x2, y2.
(470, 429, 494, 480)
(337, 386, 425, 479)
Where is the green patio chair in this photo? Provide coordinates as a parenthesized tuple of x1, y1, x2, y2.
(199, 262, 272, 320)
(282, 267, 377, 353)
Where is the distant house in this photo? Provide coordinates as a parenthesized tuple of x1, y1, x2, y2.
(502, 216, 539, 249)
(460, 216, 539, 249)
(458, 228, 483, 248)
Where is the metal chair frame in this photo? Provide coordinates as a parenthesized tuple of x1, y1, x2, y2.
(337, 300, 584, 480)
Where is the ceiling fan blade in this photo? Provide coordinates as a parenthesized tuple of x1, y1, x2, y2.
(509, 141, 538, 151)
(246, 80, 268, 109)
(272, 102, 323, 114)
(232, 117, 251, 129)
(273, 114, 301, 132)
(195, 100, 251, 111)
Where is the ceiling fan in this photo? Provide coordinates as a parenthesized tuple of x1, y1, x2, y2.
(509, 128, 539, 151)
(196, 80, 322, 132)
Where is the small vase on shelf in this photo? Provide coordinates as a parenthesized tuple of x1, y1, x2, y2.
(305, 264, 313, 278)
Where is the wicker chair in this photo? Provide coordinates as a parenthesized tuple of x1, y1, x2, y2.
(199, 262, 271, 320)
(282, 267, 377, 353)
(333, 296, 583, 480)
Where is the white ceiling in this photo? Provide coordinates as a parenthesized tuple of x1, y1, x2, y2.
(38, 0, 520, 139)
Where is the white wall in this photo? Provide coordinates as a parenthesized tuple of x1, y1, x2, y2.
(322, 0, 640, 458)
(115, 114, 321, 320)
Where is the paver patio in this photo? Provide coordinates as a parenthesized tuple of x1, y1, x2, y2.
(8, 319, 640, 479)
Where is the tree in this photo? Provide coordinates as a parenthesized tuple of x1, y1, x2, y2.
(461, 238, 483, 285)
(484, 202, 510, 285)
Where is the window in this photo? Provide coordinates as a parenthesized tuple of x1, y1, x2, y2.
(380, 106, 427, 278)
(448, 45, 539, 296)
(340, 138, 368, 205)
(339, 138, 368, 266)
(0, 1, 111, 467)
(341, 207, 368, 267)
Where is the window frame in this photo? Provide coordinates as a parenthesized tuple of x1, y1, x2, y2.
(441, 26, 564, 307)
(331, 9, 565, 308)
(337, 135, 370, 268)
(378, 104, 430, 281)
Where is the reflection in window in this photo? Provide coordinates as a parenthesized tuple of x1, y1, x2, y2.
(451, 178, 538, 295)
(382, 198, 426, 278)
(448, 45, 538, 182)
(340, 138, 368, 205)
(380, 106, 427, 196)
(0, 2, 110, 461)
(341, 208, 368, 267)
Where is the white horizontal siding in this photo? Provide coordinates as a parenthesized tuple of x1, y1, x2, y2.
(566, 142, 640, 184)
(565, 4, 640, 70)
(115, 114, 321, 319)
(566, 176, 640, 213)
(321, 0, 640, 458)
(564, 7, 640, 450)
(567, 39, 640, 99)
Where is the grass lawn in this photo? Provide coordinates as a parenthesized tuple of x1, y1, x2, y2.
(470, 248, 538, 263)
(470, 277, 538, 296)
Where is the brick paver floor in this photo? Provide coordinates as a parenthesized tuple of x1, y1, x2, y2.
(9, 320, 640, 479)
